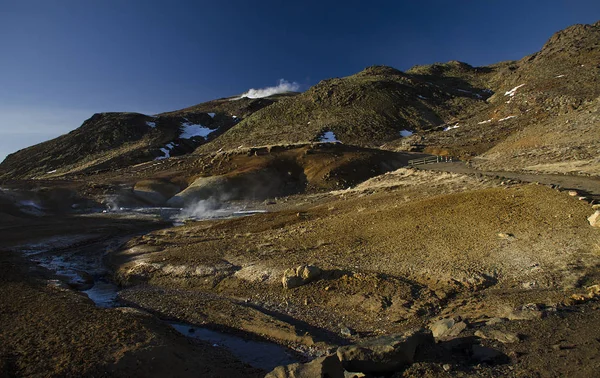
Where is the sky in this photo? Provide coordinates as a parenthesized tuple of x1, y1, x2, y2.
(1, 0, 599, 162)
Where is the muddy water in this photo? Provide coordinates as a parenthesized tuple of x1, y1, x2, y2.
(18, 215, 296, 371)
(169, 323, 297, 371)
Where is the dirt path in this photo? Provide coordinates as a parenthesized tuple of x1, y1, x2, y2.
(420, 162, 600, 200)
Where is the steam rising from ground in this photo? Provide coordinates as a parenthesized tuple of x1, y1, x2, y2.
(179, 198, 223, 219)
(241, 79, 300, 99)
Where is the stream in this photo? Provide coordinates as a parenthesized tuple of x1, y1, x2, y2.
(17, 207, 297, 372)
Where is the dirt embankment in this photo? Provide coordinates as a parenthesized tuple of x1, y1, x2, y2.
(108, 169, 600, 365)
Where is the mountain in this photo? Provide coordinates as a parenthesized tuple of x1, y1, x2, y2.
(1, 21, 599, 181)
(0, 95, 295, 180)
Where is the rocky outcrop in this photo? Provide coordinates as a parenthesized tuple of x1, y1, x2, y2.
(282, 265, 322, 289)
(428, 317, 468, 339)
(336, 328, 434, 374)
(133, 179, 181, 206)
(588, 211, 600, 227)
(265, 355, 344, 378)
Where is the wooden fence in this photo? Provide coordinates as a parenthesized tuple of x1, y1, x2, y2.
(408, 156, 454, 167)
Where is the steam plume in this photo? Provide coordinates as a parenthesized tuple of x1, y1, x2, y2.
(241, 79, 300, 99)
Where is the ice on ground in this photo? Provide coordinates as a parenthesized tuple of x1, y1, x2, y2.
(478, 119, 492, 125)
(443, 124, 460, 131)
(499, 115, 517, 122)
(319, 131, 340, 143)
(399, 129, 413, 137)
(555, 74, 566, 78)
(46, 169, 57, 174)
(146, 121, 156, 128)
(180, 122, 217, 139)
(208, 113, 216, 118)
(505, 84, 525, 97)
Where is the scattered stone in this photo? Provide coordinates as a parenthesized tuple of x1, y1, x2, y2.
(475, 330, 520, 344)
(429, 318, 467, 339)
(592, 204, 600, 210)
(344, 372, 366, 378)
(588, 211, 600, 227)
(579, 196, 588, 201)
(506, 303, 544, 320)
(443, 364, 452, 372)
(265, 354, 345, 378)
(568, 190, 579, 196)
(282, 264, 322, 289)
(471, 345, 504, 363)
(340, 326, 355, 337)
(336, 328, 434, 374)
(497, 232, 515, 240)
(485, 317, 504, 326)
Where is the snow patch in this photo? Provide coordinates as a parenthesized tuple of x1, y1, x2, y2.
(180, 122, 217, 139)
(46, 169, 57, 174)
(555, 74, 566, 78)
(443, 123, 460, 131)
(417, 95, 427, 100)
(399, 129, 413, 137)
(146, 121, 156, 128)
(477, 119, 492, 125)
(505, 84, 525, 97)
(498, 115, 517, 122)
(319, 131, 340, 143)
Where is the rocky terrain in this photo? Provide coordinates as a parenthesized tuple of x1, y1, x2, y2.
(1, 21, 600, 377)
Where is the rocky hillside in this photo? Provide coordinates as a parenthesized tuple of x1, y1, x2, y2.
(0, 94, 295, 181)
(197, 64, 495, 152)
(416, 21, 600, 171)
(1, 21, 598, 180)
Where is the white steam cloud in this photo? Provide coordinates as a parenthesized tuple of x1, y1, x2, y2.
(241, 79, 300, 99)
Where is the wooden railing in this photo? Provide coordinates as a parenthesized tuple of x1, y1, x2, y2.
(408, 156, 454, 167)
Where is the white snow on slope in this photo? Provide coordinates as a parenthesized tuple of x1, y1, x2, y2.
(505, 84, 525, 97)
(417, 95, 428, 100)
(399, 129, 413, 137)
(146, 121, 156, 128)
(443, 124, 460, 131)
(180, 122, 217, 139)
(319, 131, 340, 143)
(498, 115, 517, 122)
(555, 74, 566, 78)
(478, 119, 492, 125)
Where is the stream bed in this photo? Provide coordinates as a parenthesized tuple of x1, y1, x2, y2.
(17, 213, 297, 372)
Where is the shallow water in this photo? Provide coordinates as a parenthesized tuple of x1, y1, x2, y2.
(169, 322, 297, 371)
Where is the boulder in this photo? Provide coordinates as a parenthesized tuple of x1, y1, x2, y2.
(133, 179, 180, 206)
(588, 211, 600, 227)
(474, 329, 520, 344)
(167, 176, 228, 207)
(429, 318, 467, 339)
(471, 345, 504, 363)
(282, 265, 322, 289)
(336, 328, 434, 374)
(265, 354, 344, 378)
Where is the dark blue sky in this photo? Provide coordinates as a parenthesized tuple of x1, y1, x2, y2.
(1, 0, 599, 161)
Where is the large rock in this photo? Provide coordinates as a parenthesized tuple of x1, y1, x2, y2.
(133, 179, 180, 206)
(167, 176, 229, 207)
(474, 329, 520, 344)
(588, 211, 600, 227)
(282, 265, 322, 289)
(336, 328, 434, 374)
(428, 318, 467, 339)
(265, 354, 344, 378)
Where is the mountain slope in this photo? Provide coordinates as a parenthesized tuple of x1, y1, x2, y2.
(415, 21, 600, 168)
(0, 95, 295, 181)
(196, 64, 495, 152)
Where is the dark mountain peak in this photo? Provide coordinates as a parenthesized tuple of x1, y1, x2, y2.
(355, 65, 404, 77)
